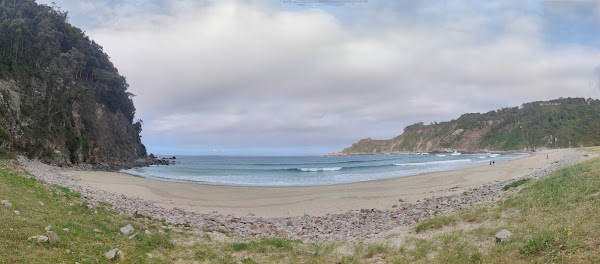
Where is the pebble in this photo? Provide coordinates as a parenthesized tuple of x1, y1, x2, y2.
(495, 229, 514, 243)
(14, 210, 20, 216)
(15, 151, 584, 241)
(93, 229, 101, 233)
(120, 224, 134, 234)
(27, 235, 49, 243)
(38, 201, 44, 206)
(1, 200, 12, 208)
(145, 230, 152, 235)
(46, 231, 59, 245)
(63, 228, 70, 232)
(45, 225, 51, 231)
(105, 248, 122, 260)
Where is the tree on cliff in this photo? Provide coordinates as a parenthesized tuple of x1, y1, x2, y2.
(0, 0, 146, 165)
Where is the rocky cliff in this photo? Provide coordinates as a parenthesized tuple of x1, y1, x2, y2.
(335, 98, 600, 155)
(0, 1, 146, 166)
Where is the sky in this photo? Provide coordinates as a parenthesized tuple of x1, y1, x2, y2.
(36, 0, 600, 155)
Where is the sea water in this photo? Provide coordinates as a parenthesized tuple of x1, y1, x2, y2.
(121, 153, 529, 187)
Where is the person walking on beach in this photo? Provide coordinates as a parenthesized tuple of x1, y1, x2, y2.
(490, 160, 492, 166)
(492, 161, 495, 166)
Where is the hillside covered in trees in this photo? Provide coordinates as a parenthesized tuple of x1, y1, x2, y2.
(0, 0, 146, 166)
(335, 98, 600, 155)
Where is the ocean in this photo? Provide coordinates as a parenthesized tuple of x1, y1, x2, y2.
(120, 152, 529, 187)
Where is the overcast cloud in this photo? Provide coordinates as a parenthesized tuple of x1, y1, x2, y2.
(38, 0, 600, 155)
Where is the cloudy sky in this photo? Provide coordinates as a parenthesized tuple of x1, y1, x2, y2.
(37, 0, 600, 155)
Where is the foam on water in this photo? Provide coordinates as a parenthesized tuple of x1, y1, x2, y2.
(298, 167, 342, 172)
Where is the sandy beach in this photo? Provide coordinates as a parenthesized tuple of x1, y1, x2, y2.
(63, 149, 565, 218)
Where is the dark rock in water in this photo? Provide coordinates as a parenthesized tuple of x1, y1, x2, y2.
(149, 153, 156, 159)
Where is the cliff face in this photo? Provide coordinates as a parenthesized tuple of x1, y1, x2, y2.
(0, 1, 146, 166)
(0, 77, 145, 166)
(336, 98, 600, 155)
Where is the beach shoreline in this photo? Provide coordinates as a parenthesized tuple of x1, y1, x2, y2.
(65, 149, 560, 218)
(19, 148, 592, 240)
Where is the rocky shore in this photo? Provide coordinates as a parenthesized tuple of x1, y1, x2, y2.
(17, 150, 586, 241)
(72, 155, 175, 171)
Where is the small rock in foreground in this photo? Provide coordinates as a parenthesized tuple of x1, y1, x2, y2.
(2, 200, 12, 208)
(93, 229, 101, 233)
(38, 201, 45, 206)
(120, 224, 134, 234)
(27, 235, 49, 243)
(495, 229, 514, 243)
(46, 231, 59, 245)
(105, 248, 123, 260)
(14, 210, 20, 216)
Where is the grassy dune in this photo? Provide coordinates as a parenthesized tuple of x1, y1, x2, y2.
(1, 154, 600, 263)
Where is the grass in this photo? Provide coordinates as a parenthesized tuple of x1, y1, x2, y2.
(415, 215, 457, 233)
(0, 162, 173, 263)
(3, 152, 600, 263)
(503, 178, 531, 191)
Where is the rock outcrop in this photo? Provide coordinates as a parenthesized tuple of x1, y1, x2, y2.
(0, 1, 147, 167)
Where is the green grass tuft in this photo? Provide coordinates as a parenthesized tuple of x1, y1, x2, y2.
(415, 215, 457, 233)
(503, 178, 531, 191)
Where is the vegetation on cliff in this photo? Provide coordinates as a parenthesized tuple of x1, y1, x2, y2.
(0, 0, 146, 165)
(339, 97, 600, 154)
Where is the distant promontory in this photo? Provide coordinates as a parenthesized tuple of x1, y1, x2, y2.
(332, 98, 600, 155)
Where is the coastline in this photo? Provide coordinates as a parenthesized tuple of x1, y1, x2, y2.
(19, 148, 593, 240)
(65, 149, 560, 218)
